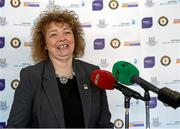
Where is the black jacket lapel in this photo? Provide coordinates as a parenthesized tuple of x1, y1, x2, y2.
(73, 59, 91, 127)
(42, 60, 65, 127)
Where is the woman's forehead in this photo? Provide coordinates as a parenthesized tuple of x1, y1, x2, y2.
(48, 22, 71, 28)
(44, 22, 72, 33)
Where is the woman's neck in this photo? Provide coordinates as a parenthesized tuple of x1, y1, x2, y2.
(50, 57, 73, 76)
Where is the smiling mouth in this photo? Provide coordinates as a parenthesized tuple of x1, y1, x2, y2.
(57, 44, 68, 50)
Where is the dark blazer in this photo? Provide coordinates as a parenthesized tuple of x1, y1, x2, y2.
(7, 59, 113, 128)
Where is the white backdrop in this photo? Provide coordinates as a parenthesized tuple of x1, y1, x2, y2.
(0, 0, 180, 128)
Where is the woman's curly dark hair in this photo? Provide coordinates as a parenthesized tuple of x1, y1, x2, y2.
(31, 6, 85, 62)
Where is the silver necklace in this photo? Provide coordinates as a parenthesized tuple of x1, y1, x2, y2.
(56, 71, 75, 84)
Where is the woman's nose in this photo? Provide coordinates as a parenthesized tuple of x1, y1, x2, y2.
(58, 34, 65, 41)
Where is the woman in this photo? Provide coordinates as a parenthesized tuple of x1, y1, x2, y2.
(7, 6, 113, 128)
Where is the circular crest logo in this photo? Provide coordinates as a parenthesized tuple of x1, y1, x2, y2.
(109, 0, 119, 10)
(10, 0, 21, 8)
(158, 16, 168, 26)
(110, 38, 121, 48)
(114, 119, 124, 129)
(160, 56, 171, 66)
(10, 37, 21, 48)
(11, 79, 20, 89)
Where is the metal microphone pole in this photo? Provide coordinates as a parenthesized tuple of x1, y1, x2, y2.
(114, 82, 148, 129)
(124, 96, 130, 129)
(144, 91, 151, 129)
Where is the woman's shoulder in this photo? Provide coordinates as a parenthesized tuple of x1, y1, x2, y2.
(74, 59, 99, 68)
(20, 61, 46, 75)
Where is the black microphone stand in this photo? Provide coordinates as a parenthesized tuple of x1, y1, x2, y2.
(124, 96, 130, 129)
(124, 94, 149, 129)
(144, 90, 151, 129)
(133, 76, 152, 129)
(114, 82, 148, 129)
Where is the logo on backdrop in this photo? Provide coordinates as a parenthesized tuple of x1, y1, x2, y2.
(10, 0, 21, 8)
(10, 37, 21, 48)
(0, 17, 8, 26)
(97, 19, 107, 28)
(13, 21, 31, 27)
(94, 38, 105, 50)
(109, 0, 119, 10)
(0, 0, 5, 7)
(122, 2, 138, 8)
(112, 19, 136, 28)
(24, 41, 32, 47)
(146, 36, 157, 46)
(81, 22, 92, 28)
(0, 58, 7, 67)
(11, 79, 20, 90)
(129, 121, 144, 127)
(110, 38, 121, 48)
(23, 1, 40, 7)
(164, 80, 180, 86)
(114, 119, 124, 129)
(142, 17, 153, 28)
(160, 55, 171, 66)
(162, 38, 180, 44)
(158, 16, 168, 26)
(144, 56, 155, 68)
(133, 58, 138, 64)
(159, 1, 178, 6)
(152, 117, 161, 127)
(176, 58, 180, 64)
(173, 19, 180, 24)
(99, 58, 109, 68)
(124, 40, 140, 46)
(144, 0, 154, 7)
(149, 97, 157, 108)
(92, 0, 103, 11)
(150, 76, 160, 85)
(0, 122, 6, 128)
(13, 62, 32, 68)
(0, 100, 9, 111)
(0, 79, 5, 91)
(48, 0, 55, 6)
(55, 1, 85, 9)
(166, 121, 180, 127)
(0, 37, 5, 48)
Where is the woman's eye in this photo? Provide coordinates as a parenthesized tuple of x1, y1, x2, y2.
(50, 33, 57, 37)
(65, 31, 71, 34)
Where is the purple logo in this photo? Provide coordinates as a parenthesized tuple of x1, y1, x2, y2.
(0, 0, 5, 7)
(0, 122, 6, 128)
(92, 0, 103, 11)
(144, 56, 155, 68)
(94, 38, 105, 50)
(0, 37, 5, 48)
(0, 79, 5, 91)
(149, 97, 157, 108)
(142, 17, 153, 28)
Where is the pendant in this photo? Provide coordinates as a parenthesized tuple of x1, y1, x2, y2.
(59, 76, 68, 84)
(56, 71, 75, 85)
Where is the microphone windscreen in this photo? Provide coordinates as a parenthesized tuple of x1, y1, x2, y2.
(112, 61, 139, 85)
(91, 70, 116, 90)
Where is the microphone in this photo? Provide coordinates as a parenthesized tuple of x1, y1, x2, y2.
(112, 61, 180, 109)
(91, 69, 145, 101)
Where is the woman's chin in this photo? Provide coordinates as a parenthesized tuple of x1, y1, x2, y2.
(56, 54, 73, 60)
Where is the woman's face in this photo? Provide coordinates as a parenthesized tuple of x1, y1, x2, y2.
(45, 22, 75, 61)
